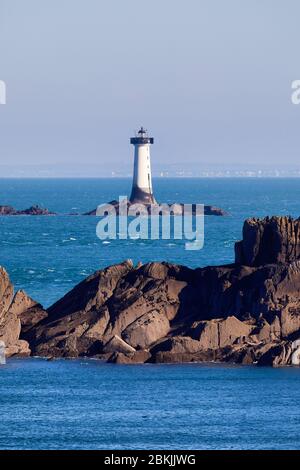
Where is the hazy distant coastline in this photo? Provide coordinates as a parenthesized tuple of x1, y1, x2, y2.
(1, 169, 300, 178)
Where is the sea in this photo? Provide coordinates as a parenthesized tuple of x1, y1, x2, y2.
(0, 177, 300, 450)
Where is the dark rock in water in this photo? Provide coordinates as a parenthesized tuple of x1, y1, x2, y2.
(0, 206, 15, 215)
(3, 215, 300, 366)
(107, 350, 151, 364)
(203, 206, 227, 216)
(83, 201, 228, 216)
(0, 204, 56, 216)
(17, 205, 56, 216)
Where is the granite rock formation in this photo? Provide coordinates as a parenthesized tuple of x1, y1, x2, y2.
(2, 215, 300, 366)
(14, 216, 300, 366)
(235, 216, 300, 266)
(0, 268, 47, 357)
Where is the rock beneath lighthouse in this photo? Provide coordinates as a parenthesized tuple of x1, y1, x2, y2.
(84, 201, 227, 216)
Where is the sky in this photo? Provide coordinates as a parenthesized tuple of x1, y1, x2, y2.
(0, 0, 299, 176)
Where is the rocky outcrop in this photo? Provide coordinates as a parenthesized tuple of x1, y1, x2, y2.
(0, 205, 55, 215)
(17, 205, 56, 215)
(11, 290, 48, 333)
(257, 339, 300, 366)
(1, 201, 225, 217)
(25, 261, 134, 357)
(84, 200, 227, 216)
(17, 217, 300, 366)
(1, 203, 225, 217)
(235, 216, 300, 266)
(0, 206, 15, 215)
(3, 215, 300, 366)
(0, 268, 47, 357)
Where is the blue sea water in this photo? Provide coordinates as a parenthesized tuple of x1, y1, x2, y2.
(0, 177, 300, 450)
(0, 177, 299, 307)
(1, 359, 300, 450)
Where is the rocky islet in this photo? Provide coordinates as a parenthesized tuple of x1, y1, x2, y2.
(1, 216, 300, 367)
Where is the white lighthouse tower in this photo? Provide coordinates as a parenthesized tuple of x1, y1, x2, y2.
(129, 127, 156, 204)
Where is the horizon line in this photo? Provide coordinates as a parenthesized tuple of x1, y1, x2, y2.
(1, 175, 300, 180)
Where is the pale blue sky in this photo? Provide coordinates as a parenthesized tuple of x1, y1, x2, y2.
(0, 0, 299, 176)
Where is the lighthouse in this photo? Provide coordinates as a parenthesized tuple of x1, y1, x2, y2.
(129, 127, 156, 204)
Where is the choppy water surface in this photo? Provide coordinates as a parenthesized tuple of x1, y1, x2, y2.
(1, 359, 300, 450)
(0, 178, 299, 306)
(1, 178, 300, 450)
